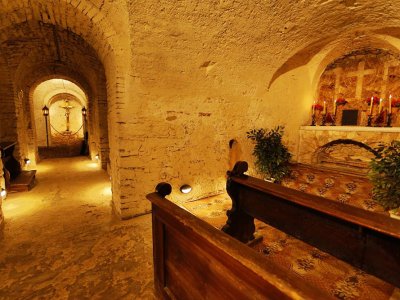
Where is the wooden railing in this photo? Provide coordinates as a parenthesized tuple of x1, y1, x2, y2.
(148, 161, 400, 299)
(222, 161, 400, 287)
(147, 183, 325, 299)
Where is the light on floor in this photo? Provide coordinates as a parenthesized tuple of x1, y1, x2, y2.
(180, 184, 192, 194)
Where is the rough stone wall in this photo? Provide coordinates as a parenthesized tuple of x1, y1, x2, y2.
(298, 127, 400, 166)
(0, 56, 18, 147)
(316, 49, 400, 126)
(118, 0, 400, 217)
(3, 1, 400, 219)
(0, 157, 4, 226)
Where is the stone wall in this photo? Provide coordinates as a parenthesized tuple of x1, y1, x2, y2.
(298, 126, 400, 171)
(0, 157, 4, 226)
(3, 1, 400, 219)
(315, 49, 400, 126)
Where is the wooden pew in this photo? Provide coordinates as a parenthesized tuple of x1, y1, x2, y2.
(222, 161, 400, 288)
(0, 142, 36, 192)
(147, 183, 326, 299)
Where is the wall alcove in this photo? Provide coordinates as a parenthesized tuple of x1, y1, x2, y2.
(313, 48, 400, 127)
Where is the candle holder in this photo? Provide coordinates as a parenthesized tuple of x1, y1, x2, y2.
(367, 114, 373, 127)
(325, 112, 335, 126)
(386, 113, 392, 127)
(311, 114, 316, 126)
(321, 114, 326, 126)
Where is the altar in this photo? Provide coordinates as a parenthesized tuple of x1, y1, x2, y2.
(297, 126, 400, 174)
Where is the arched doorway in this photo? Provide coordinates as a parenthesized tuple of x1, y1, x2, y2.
(33, 79, 89, 159)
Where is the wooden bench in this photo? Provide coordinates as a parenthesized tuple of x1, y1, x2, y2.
(222, 161, 400, 287)
(147, 161, 400, 299)
(1, 142, 36, 192)
(147, 183, 325, 299)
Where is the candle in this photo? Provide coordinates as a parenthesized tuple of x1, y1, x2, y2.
(323, 100, 326, 114)
(312, 100, 316, 115)
(333, 98, 337, 115)
(370, 96, 373, 114)
(379, 98, 382, 114)
(389, 94, 392, 114)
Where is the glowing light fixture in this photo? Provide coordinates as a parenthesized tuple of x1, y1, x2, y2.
(81, 106, 87, 116)
(42, 105, 49, 116)
(0, 188, 6, 198)
(24, 158, 31, 165)
(180, 184, 192, 194)
(95, 154, 100, 160)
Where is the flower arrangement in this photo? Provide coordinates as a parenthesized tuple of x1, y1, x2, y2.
(391, 99, 400, 108)
(365, 96, 380, 105)
(336, 98, 347, 105)
(312, 103, 323, 111)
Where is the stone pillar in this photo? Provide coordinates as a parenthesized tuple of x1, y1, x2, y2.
(0, 157, 4, 226)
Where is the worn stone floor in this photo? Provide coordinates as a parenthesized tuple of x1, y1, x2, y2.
(0, 157, 154, 300)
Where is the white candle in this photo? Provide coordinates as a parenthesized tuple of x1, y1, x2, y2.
(370, 96, 373, 114)
(312, 100, 316, 115)
(389, 94, 392, 114)
(379, 98, 383, 114)
(333, 99, 337, 115)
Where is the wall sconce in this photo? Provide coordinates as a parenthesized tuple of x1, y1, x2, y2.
(180, 184, 192, 194)
(81, 106, 87, 116)
(1, 188, 6, 198)
(24, 158, 31, 165)
(95, 154, 99, 160)
(42, 105, 49, 116)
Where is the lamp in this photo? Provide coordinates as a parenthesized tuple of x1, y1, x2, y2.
(180, 184, 192, 194)
(42, 105, 50, 147)
(1, 188, 6, 198)
(42, 105, 49, 116)
(81, 106, 87, 116)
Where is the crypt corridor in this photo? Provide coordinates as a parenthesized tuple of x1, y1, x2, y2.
(0, 157, 154, 299)
(2, 1, 400, 299)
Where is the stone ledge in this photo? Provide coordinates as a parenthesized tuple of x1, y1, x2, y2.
(301, 126, 400, 133)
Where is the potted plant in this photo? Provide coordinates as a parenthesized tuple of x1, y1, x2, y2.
(369, 140, 400, 219)
(247, 126, 292, 183)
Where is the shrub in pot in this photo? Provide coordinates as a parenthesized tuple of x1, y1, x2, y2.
(369, 140, 400, 215)
(247, 126, 292, 183)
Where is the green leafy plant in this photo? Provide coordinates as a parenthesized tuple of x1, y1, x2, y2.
(369, 140, 400, 210)
(247, 126, 292, 183)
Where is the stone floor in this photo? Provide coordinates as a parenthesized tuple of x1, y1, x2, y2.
(0, 157, 154, 300)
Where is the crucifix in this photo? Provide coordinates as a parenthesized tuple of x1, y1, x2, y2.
(60, 100, 75, 132)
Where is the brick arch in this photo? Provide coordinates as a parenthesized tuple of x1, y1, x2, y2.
(310, 33, 400, 93)
(15, 60, 108, 168)
(0, 0, 125, 69)
(314, 139, 378, 172)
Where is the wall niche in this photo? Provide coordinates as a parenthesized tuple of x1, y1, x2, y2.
(316, 48, 400, 127)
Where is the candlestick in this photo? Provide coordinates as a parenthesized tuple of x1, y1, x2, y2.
(311, 114, 316, 126)
(321, 114, 326, 126)
(370, 96, 373, 114)
(379, 98, 382, 114)
(367, 114, 373, 127)
(386, 113, 393, 127)
(389, 94, 392, 114)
